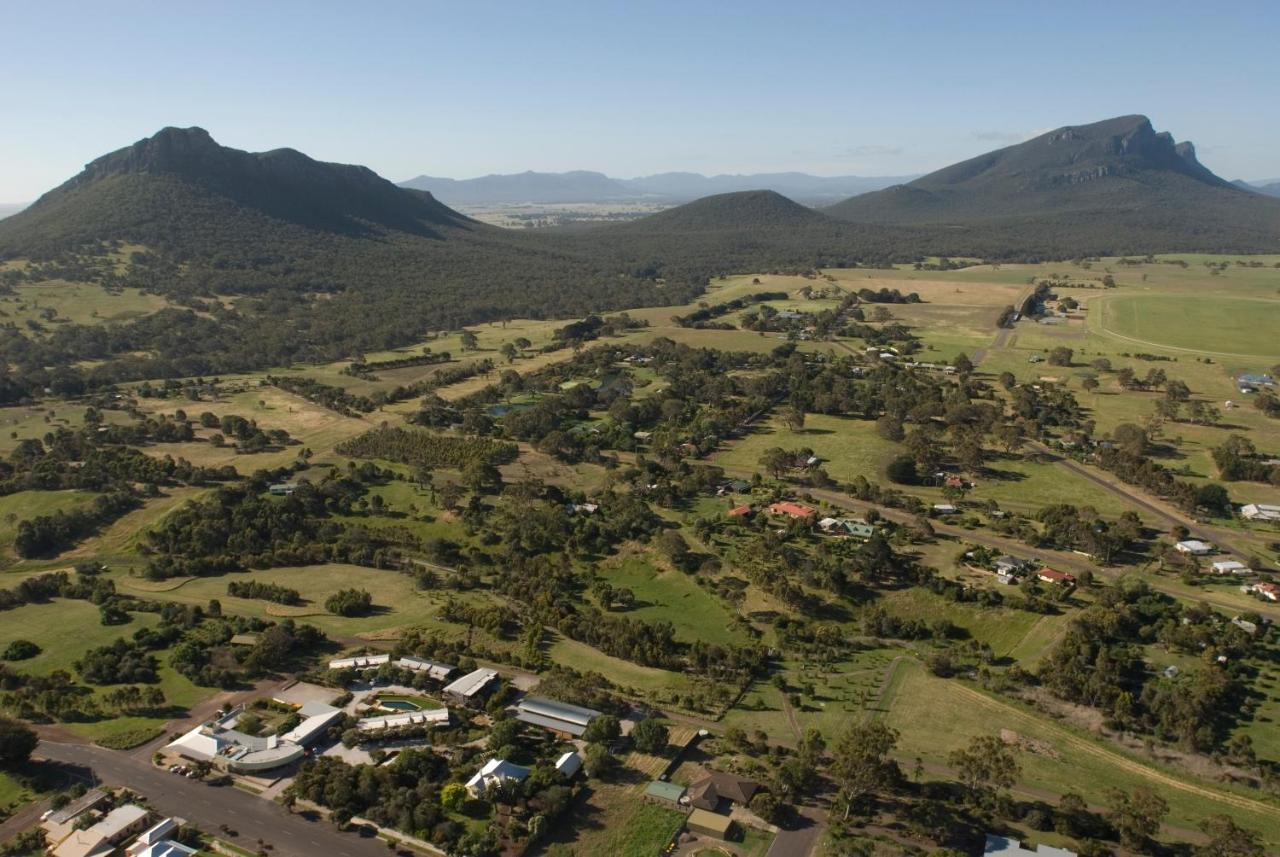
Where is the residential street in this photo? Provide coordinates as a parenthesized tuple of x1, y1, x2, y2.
(34, 742, 395, 857)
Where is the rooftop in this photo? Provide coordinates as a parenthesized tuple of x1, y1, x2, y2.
(443, 667, 499, 698)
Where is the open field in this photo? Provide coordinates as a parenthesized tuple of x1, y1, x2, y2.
(0, 281, 170, 332)
(594, 548, 748, 647)
(538, 782, 684, 857)
(0, 489, 100, 554)
(0, 598, 161, 676)
(117, 563, 455, 638)
(1099, 292, 1280, 357)
(883, 661, 1280, 845)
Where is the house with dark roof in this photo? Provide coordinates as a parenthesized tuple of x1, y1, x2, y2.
(687, 770, 761, 811)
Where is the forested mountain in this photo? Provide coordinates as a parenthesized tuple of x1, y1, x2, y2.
(551, 190, 916, 275)
(399, 170, 638, 204)
(0, 128, 705, 393)
(827, 115, 1280, 255)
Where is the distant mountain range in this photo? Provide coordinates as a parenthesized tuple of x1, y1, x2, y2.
(399, 170, 914, 205)
(1, 117, 1277, 378)
(1236, 180, 1280, 198)
(826, 115, 1280, 254)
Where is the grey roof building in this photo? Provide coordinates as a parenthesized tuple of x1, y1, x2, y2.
(514, 696, 602, 736)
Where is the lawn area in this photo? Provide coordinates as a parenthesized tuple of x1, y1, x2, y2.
(876, 588, 1045, 657)
(117, 563, 456, 638)
(538, 783, 685, 857)
(713, 413, 901, 484)
(723, 647, 903, 744)
(0, 281, 170, 332)
(64, 487, 209, 564)
(0, 490, 101, 553)
(1098, 292, 1280, 358)
(546, 635, 698, 698)
(883, 661, 1280, 845)
(133, 384, 373, 469)
(593, 548, 747, 647)
(0, 598, 161, 675)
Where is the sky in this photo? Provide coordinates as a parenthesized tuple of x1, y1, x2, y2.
(2, 0, 1278, 201)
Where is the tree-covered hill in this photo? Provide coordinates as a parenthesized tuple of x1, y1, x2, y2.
(826, 115, 1280, 255)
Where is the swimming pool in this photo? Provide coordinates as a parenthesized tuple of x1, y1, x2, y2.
(380, 699, 422, 711)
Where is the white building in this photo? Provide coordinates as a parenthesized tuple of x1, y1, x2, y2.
(357, 708, 450, 732)
(1174, 539, 1213, 555)
(125, 818, 197, 857)
(397, 656, 457, 681)
(465, 758, 530, 796)
(984, 834, 1076, 856)
(555, 751, 582, 779)
(328, 653, 390, 670)
(1241, 503, 1280, 522)
(1210, 559, 1249, 576)
(166, 702, 342, 773)
(443, 667, 499, 707)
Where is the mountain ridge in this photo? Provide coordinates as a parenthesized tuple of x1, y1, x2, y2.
(825, 114, 1280, 253)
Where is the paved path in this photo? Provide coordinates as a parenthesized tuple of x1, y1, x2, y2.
(34, 742, 393, 857)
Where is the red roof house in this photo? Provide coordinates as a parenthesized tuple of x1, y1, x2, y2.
(728, 505, 752, 518)
(1037, 567, 1076, 586)
(767, 501, 816, 519)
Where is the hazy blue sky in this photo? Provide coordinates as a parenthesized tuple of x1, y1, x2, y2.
(3, 0, 1277, 200)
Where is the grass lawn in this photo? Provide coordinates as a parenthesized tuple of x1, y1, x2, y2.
(883, 661, 1280, 845)
(713, 413, 901, 484)
(0, 599, 161, 675)
(546, 635, 698, 698)
(0, 490, 101, 553)
(876, 588, 1046, 657)
(593, 548, 747, 647)
(539, 783, 685, 857)
(1098, 292, 1280, 358)
(0, 281, 169, 332)
(117, 563, 456, 638)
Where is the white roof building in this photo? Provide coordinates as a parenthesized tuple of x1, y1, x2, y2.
(125, 818, 197, 857)
(328, 654, 390, 670)
(279, 702, 344, 746)
(1210, 560, 1249, 575)
(166, 701, 342, 773)
(443, 667, 499, 704)
(1175, 539, 1213, 555)
(932, 503, 958, 515)
(357, 708, 450, 731)
(465, 758, 530, 796)
(1241, 503, 1280, 521)
(555, 751, 582, 778)
(397, 656, 457, 681)
(984, 834, 1076, 856)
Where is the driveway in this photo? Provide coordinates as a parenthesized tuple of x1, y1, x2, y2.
(766, 806, 824, 857)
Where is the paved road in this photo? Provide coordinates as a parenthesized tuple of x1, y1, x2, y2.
(35, 742, 393, 857)
(766, 806, 824, 857)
